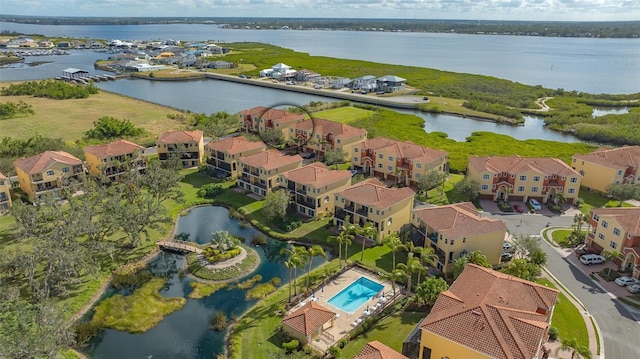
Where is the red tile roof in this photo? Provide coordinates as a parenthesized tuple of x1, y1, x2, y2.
(238, 106, 269, 117)
(0, 172, 7, 180)
(573, 146, 640, 170)
(83, 139, 144, 159)
(239, 149, 302, 171)
(293, 118, 367, 141)
(355, 341, 408, 359)
(157, 129, 203, 144)
(339, 178, 415, 209)
(591, 207, 640, 236)
(282, 301, 336, 336)
(282, 162, 351, 188)
(413, 202, 507, 239)
(469, 155, 579, 178)
(361, 137, 447, 163)
(206, 135, 265, 155)
(420, 264, 558, 359)
(14, 151, 82, 175)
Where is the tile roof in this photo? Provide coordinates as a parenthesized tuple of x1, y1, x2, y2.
(591, 207, 640, 236)
(420, 264, 558, 359)
(238, 106, 269, 117)
(293, 118, 367, 140)
(281, 301, 336, 336)
(206, 135, 265, 155)
(157, 129, 203, 144)
(339, 178, 415, 209)
(239, 149, 302, 171)
(14, 151, 82, 175)
(240, 107, 307, 125)
(413, 202, 507, 239)
(361, 137, 447, 164)
(355, 341, 409, 359)
(83, 139, 144, 159)
(468, 155, 580, 178)
(573, 146, 640, 170)
(282, 162, 352, 188)
(0, 172, 7, 180)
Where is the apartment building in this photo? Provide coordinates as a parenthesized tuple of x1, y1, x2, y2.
(238, 149, 302, 197)
(238, 106, 306, 139)
(156, 130, 204, 168)
(588, 207, 640, 278)
(13, 150, 85, 199)
(290, 118, 367, 157)
(206, 135, 266, 179)
(572, 146, 640, 193)
(83, 139, 146, 180)
(0, 172, 12, 212)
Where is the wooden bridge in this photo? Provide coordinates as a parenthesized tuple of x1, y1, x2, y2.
(157, 240, 202, 254)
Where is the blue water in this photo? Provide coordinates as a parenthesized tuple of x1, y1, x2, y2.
(327, 277, 384, 313)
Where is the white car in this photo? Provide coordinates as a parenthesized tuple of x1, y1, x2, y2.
(502, 242, 515, 253)
(528, 198, 542, 210)
(579, 254, 605, 265)
(615, 276, 639, 287)
(627, 284, 640, 294)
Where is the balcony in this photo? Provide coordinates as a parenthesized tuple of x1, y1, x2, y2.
(296, 196, 315, 209)
(335, 208, 347, 220)
(356, 207, 368, 217)
(344, 205, 355, 213)
(254, 181, 267, 189)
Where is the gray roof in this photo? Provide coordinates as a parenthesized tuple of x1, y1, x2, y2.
(377, 75, 406, 82)
(62, 68, 88, 74)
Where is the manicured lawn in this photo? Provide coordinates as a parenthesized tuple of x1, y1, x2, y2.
(420, 174, 464, 205)
(577, 188, 634, 215)
(339, 311, 426, 359)
(551, 229, 574, 248)
(314, 106, 374, 123)
(536, 278, 589, 349)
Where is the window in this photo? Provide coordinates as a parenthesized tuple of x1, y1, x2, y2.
(568, 188, 576, 194)
(450, 240, 454, 245)
(519, 175, 527, 181)
(613, 228, 620, 236)
(602, 220, 608, 228)
(354, 148, 358, 153)
(561, 176, 565, 180)
(376, 210, 380, 215)
(337, 139, 341, 144)
(387, 166, 392, 171)
(62, 167, 69, 173)
(415, 173, 421, 178)
(445, 238, 448, 244)
(517, 186, 525, 192)
(593, 213, 599, 221)
(353, 157, 358, 162)
(598, 233, 605, 240)
(46, 170, 54, 176)
(388, 156, 393, 161)
(482, 174, 490, 180)
(533, 175, 541, 182)
(570, 177, 578, 183)
(531, 186, 539, 193)
(610, 241, 617, 249)
(492, 184, 496, 189)
(511, 174, 515, 178)
(378, 163, 382, 168)
(463, 237, 466, 243)
(416, 163, 422, 169)
(618, 170, 623, 175)
(481, 184, 489, 190)
(378, 154, 383, 159)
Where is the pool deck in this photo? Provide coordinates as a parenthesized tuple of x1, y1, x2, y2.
(287, 266, 403, 353)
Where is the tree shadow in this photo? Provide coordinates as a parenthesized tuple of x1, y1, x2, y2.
(181, 171, 209, 189)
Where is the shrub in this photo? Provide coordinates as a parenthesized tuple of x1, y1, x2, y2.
(210, 311, 227, 331)
(282, 339, 299, 353)
(327, 346, 341, 357)
(337, 338, 348, 349)
(74, 321, 102, 345)
(196, 183, 223, 198)
(270, 277, 282, 286)
(250, 233, 266, 245)
(85, 116, 145, 139)
(548, 327, 559, 341)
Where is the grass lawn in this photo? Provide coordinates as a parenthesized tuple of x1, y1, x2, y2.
(339, 311, 426, 358)
(314, 106, 374, 123)
(537, 278, 589, 349)
(551, 229, 574, 248)
(577, 189, 634, 215)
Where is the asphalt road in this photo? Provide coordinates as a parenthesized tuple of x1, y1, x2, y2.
(489, 212, 640, 359)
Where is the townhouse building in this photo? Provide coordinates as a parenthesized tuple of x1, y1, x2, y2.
(411, 202, 508, 272)
(13, 150, 85, 199)
(290, 118, 368, 158)
(206, 135, 266, 179)
(238, 149, 303, 197)
(280, 162, 352, 218)
(468, 155, 582, 205)
(83, 139, 146, 180)
(0, 172, 12, 212)
(572, 145, 640, 193)
(588, 207, 640, 279)
(334, 178, 415, 241)
(156, 130, 204, 168)
(238, 106, 307, 140)
(353, 137, 448, 187)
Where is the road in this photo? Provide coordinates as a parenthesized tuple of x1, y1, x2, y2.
(489, 212, 640, 359)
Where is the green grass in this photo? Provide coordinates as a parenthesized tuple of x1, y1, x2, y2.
(90, 277, 186, 333)
(339, 311, 426, 359)
(188, 282, 228, 299)
(537, 278, 589, 349)
(314, 106, 375, 123)
(551, 229, 574, 248)
(577, 189, 634, 215)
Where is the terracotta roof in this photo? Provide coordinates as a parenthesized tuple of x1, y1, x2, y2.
(469, 155, 580, 178)
(413, 202, 507, 240)
(282, 162, 352, 188)
(240, 107, 306, 126)
(339, 178, 415, 209)
(14, 151, 82, 175)
(83, 139, 144, 159)
(282, 301, 336, 336)
(157, 129, 203, 144)
(238, 106, 269, 117)
(206, 135, 265, 155)
(361, 137, 447, 163)
(293, 118, 367, 140)
(591, 207, 640, 236)
(573, 146, 640, 170)
(239, 149, 302, 171)
(0, 172, 7, 180)
(420, 264, 558, 359)
(355, 341, 408, 359)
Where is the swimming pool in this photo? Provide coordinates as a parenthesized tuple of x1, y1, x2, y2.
(327, 276, 384, 313)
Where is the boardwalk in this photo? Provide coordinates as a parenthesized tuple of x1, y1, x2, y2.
(157, 240, 202, 254)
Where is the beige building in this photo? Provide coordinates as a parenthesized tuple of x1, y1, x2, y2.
(281, 301, 336, 346)
(417, 264, 558, 359)
(156, 130, 204, 168)
(468, 155, 582, 205)
(411, 202, 508, 272)
(588, 207, 640, 278)
(334, 178, 415, 241)
(353, 137, 448, 187)
(572, 146, 640, 193)
(206, 135, 266, 179)
(13, 151, 85, 199)
(0, 172, 12, 212)
(83, 139, 146, 180)
(238, 149, 302, 197)
(290, 118, 367, 157)
(238, 106, 307, 140)
(281, 162, 352, 218)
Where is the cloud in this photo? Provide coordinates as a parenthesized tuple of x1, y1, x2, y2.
(0, 0, 638, 20)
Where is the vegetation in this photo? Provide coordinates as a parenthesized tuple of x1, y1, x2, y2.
(0, 79, 99, 99)
(187, 245, 259, 281)
(236, 274, 263, 290)
(111, 262, 153, 289)
(263, 189, 290, 220)
(246, 281, 279, 300)
(0, 100, 34, 119)
(90, 278, 186, 333)
(606, 183, 640, 206)
(210, 311, 228, 331)
(197, 183, 224, 198)
(537, 278, 589, 350)
(188, 282, 228, 299)
(191, 111, 239, 139)
(84, 116, 145, 139)
(0, 134, 77, 175)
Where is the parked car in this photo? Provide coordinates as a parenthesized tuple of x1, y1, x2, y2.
(627, 284, 640, 294)
(528, 198, 542, 211)
(238, 74, 246, 78)
(574, 246, 598, 258)
(579, 254, 605, 265)
(501, 252, 513, 261)
(513, 204, 524, 213)
(615, 276, 639, 287)
(301, 152, 316, 159)
(503, 242, 515, 253)
(313, 84, 322, 89)
(349, 169, 358, 176)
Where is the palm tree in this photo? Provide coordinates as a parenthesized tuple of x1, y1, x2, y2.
(556, 337, 592, 359)
(380, 268, 407, 302)
(600, 249, 623, 278)
(468, 250, 491, 268)
(396, 254, 424, 294)
(416, 247, 438, 285)
(281, 245, 304, 298)
(303, 245, 327, 290)
(359, 222, 378, 262)
(384, 233, 406, 269)
(329, 230, 353, 268)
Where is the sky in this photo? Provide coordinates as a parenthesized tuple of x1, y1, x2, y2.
(1, 0, 639, 21)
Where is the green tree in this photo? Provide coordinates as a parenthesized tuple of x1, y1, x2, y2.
(397, 254, 424, 294)
(606, 183, 640, 206)
(281, 246, 304, 302)
(451, 256, 470, 280)
(328, 227, 353, 268)
(414, 277, 449, 306)
(358, 222, 378, 262)
(502, 258, 540, 281)
(380, 268, 407, 302)
(452, 178, 480, 202)
(415, 246, 438, 284)
(263, 189, 290, 220)
(324, 148, 347, 169)
(139, 160, 184, 205)
(301, 245, 327, 290)
(193, 111, 239, 140)
(556, 337, 592, 359)
(384, 233, 406, 269)
(85, 116, 145, 139)
(417, 170, 442, 198)
(600, 249, 623, 277)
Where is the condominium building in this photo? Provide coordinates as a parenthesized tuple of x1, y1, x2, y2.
(588, 207, 640, 279)
(0, 172, 12, 212)
(206, 135, 266, 179)
(14, 150, 85, 199)
(156, 130, 204, 168)
(238, 149, 302, 197)
(572, 146, 640, 193)
(83, 139, 146, 180)
(238, 106, 306, 139)
(290, 118, 367, 157)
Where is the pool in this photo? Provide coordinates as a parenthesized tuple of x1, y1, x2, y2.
(327, 277, 384, 313)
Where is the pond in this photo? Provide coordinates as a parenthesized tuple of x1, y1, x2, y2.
(84, 205, 329, 359)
